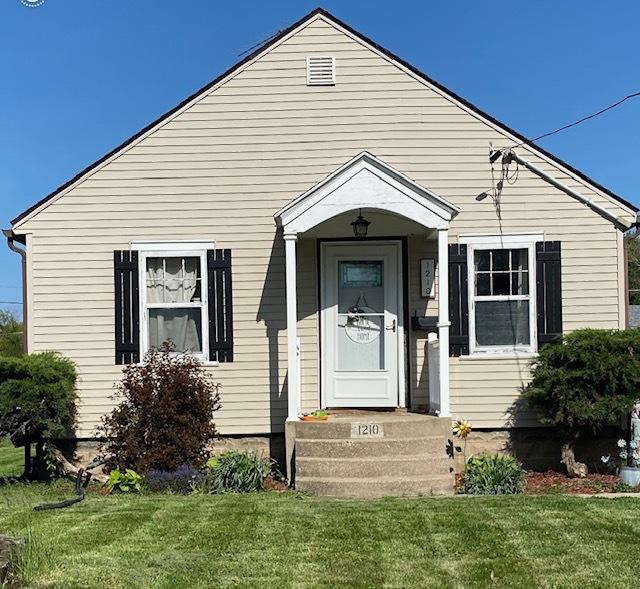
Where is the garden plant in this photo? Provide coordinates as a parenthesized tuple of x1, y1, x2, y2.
(522, 328, 640, 476)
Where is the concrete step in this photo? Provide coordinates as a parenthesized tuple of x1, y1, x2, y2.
(296, 475, 455, 498)
(294, 417, 451, 440)
(296, 436, 448, 459)
(296, 455, 452, 479)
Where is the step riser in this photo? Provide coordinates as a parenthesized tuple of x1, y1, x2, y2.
(296, 476, 455, 498)
(296, 437, 448, 459)
(294, 419, 451, 440)
(296, 457, 452, 478)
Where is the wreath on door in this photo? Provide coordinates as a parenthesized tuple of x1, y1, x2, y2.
(345, 294, 381, 344)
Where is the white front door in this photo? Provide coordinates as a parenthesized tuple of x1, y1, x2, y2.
(321, 242, 403, 408)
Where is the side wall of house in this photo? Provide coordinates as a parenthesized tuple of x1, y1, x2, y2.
(16, 17, 632, 435)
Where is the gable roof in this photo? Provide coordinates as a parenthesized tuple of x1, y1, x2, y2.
(275, 151, 460, 233)
(10, 7, 637, 229)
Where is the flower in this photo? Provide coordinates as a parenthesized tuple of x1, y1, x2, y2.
(620, 450, 628, 460)
(452, 419, 472, 439)
(617, 439, 627, 449)
(631, 440, 638, 450)
(601, 455, 610, 464)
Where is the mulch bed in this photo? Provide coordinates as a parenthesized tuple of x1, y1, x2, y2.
(263, 474, 289, 492)
(455, 470, 623, 495)
(524, 470, 621, 495)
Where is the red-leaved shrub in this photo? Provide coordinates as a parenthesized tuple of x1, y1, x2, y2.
(100, 343, 221, 472)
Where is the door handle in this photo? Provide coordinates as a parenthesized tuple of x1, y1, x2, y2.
(386, 319, 396, 332)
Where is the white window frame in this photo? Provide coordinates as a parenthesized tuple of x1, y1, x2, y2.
(459, 233, 542, 356)
(131, 241, 214, 362)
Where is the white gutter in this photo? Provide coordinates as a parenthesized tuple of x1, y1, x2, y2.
(499, 150, 630, 231)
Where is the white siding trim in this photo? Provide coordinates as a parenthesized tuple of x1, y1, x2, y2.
(465, 234, 539, 356)
(132, 240, 214, 362)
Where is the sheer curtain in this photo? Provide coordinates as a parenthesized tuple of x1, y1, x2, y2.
(147, 257, 202, 352)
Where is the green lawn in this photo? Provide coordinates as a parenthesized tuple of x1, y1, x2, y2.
(0, 484, 639, 588)
(0, 437, 23, 477)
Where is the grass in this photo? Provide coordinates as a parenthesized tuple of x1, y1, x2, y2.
(0, 437, 23, 477)
(0, 483, 639, 588)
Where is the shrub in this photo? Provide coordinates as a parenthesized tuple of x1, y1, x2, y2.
(0, 310, 23, 357)
(461, 454, 525, 495)
(146, 465, 206, 494)
(207, 451, 276, 494)
(106, 469, 143, 493)
(0, 353, 77, 444)
(522, 329, 640, 475)
(100, 344, 221, 472)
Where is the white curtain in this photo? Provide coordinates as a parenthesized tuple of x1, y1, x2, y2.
(147, 257, 202, 352)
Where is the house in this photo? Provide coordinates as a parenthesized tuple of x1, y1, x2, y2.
(5, 8, 637, 496)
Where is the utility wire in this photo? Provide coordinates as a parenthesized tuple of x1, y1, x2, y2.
(0, 301, 22, 305)
(513, 90, 640, 147)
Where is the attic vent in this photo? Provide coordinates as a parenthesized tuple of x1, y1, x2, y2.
(306, 56, 335, 86)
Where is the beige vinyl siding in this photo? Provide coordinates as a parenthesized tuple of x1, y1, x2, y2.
(16, 16, 633, 435)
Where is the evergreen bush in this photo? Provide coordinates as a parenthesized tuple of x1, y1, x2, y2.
(522, 328, 640, 475)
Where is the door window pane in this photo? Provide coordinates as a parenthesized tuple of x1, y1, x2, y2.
(475, 301, 530, 347)
(338, 261, 384, 313)
(337, 315, 384, 370)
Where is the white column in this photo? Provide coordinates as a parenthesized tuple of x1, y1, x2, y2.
(284, 233, 300, 421)
(437, 228, 451, 417)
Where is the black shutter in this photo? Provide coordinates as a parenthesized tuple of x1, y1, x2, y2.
(449, 243, 469, 356)
(536, 241, 563, 346)
(114, 250, 140, 364)
(207, 249, 234, 362)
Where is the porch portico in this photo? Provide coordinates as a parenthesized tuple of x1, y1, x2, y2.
(275, 152, 460, 422)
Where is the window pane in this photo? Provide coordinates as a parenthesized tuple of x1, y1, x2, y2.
(476, 273, 490, 296)
(475, 250, 490, 272)
(511, 249, 528, 271)
(511, 270, 529, 295)
(492, 250, 509, 271)
(493, 273, 510, 296)
(148, 308, 202, 353)
(146, 258, 165, 304)
(475, 300, 530, 347)
(146, 256, 201, 304)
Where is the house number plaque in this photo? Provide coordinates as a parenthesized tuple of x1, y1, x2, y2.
(351, 423, 384, 438)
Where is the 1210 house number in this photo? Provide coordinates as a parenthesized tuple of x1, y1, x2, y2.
(351, 423, 384, 438)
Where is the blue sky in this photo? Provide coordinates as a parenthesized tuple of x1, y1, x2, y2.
(1, 0, 639, 316)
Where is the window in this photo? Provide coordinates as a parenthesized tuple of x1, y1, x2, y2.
(462, 234, 539, 355)
(132, 242, 212, 361)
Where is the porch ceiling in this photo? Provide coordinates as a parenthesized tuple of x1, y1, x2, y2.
(274, 152, 460, 235)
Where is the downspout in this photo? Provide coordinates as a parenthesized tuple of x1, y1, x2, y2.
(3, 229, 27, 353)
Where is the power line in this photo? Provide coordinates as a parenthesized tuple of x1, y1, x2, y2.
(0, 301, 22, 305)
(513, 90, 640, 147)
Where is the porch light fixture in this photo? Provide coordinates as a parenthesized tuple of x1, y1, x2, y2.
(351, 209, 371, 238)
